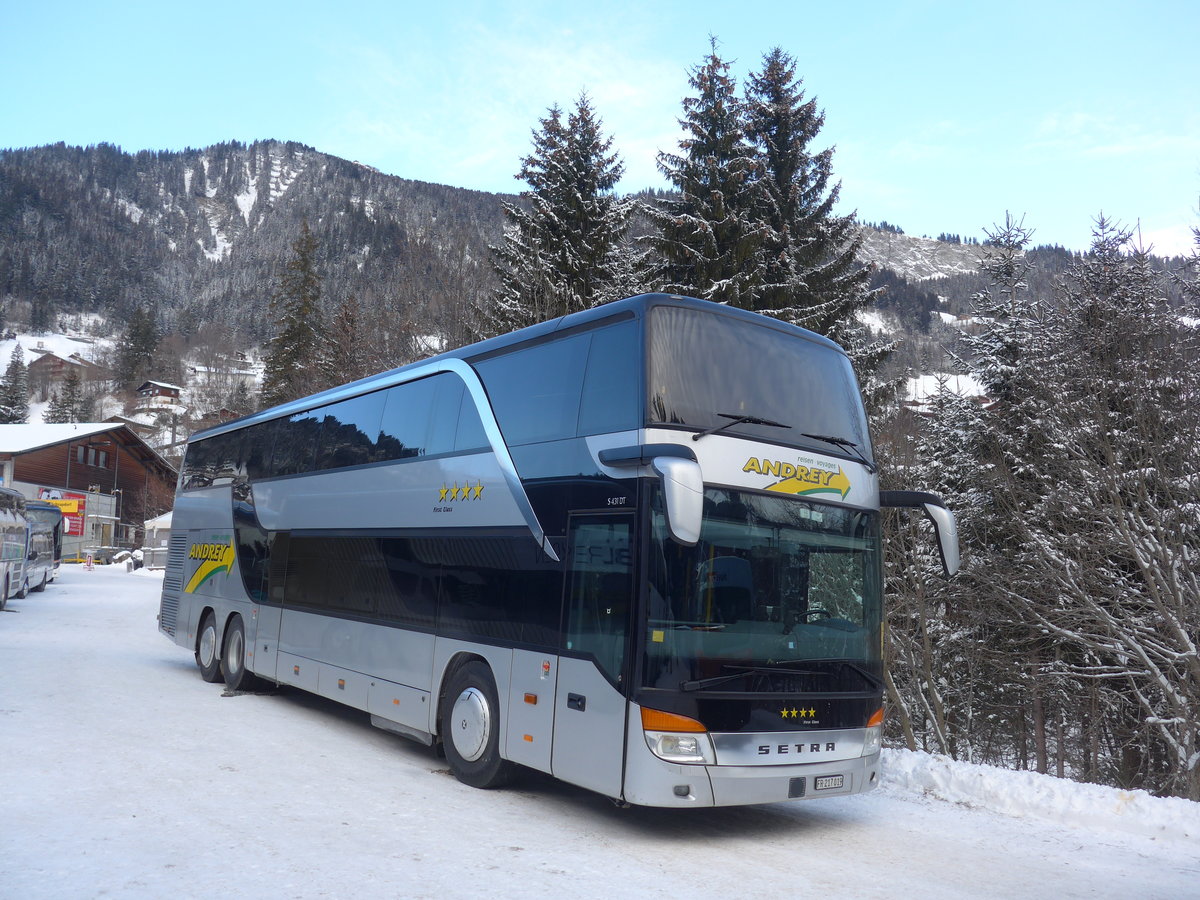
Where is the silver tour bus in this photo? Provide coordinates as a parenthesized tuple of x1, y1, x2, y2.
(158, 294, 957, 807)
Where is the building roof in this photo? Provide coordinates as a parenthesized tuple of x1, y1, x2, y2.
(0, 423, 177, 480)
(137, 381, 184, 392)
(0, 423, 117, 453)
(144, 510, 172, 529)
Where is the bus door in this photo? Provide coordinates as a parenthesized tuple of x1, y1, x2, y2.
(551, 513, 634, 798)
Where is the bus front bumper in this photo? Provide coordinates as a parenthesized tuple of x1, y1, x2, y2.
(623, 742, 881, 808)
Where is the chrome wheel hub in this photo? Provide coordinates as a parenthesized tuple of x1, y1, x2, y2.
(199, 626, 217, 667)
(451, 687, 490, 762)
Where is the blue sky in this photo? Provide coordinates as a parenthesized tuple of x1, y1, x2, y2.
(5, 1, 1198, 254)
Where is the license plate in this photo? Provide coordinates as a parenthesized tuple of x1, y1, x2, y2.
(814, 775, 844, 791)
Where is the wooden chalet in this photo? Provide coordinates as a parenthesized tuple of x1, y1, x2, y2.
(0, 424, 178, 556)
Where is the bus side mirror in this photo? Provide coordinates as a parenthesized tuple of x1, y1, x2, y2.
(879, 490, 960, 578)
(652, 457, 703, 546)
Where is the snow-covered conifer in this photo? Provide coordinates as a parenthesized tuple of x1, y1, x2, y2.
(643, 42, 765, 307)
(261, 219, 325, 408)
(744, 49, 875, 343)
(486, 94, 633, 335)
(0, 345, 30, 424)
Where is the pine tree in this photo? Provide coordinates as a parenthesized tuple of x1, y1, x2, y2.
(44, 368, 85, 423)
(486, 94, 633, 335)
(644, 42, 765, 306)
(115, 306, 159, 390)
(261, 219, 325, 408)
(320, 293, 376, 388)
(0, 345, 29, 424)
(743, 49, 879, 357)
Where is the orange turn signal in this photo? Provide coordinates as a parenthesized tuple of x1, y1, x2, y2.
(641, 707, 707, 733)
(867, 708, 884, 728)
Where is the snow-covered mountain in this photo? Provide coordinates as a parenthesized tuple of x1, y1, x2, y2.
(859, 227, 983, 281)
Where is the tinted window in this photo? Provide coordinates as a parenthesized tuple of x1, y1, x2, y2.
(183, 431, 243, 489)
(244, 420, 279, 481)
(274, 412, 322, 476)
(313, 390, 387, 470)
(184, 373, 492, 491)
(579, 320, 641, 435)
(379, 377, 438, 459)
(564, 517, 632, 680)
(428, 376, 465, 456)
(432, 535, 561, 646)
(475, 333, 590, 445)
(647, 306, 872, 459)
(455, 391, 488, 451)
(278, 533, 555, 640)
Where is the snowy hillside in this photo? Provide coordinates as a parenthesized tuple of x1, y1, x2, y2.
(2, 566, 1196, 899)
(859, 227, 982, 281)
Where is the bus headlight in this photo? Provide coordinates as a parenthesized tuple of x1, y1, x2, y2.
(861, 707, 883, 757)
(641, 707, 715, 765)
(643, 731, 715, 764)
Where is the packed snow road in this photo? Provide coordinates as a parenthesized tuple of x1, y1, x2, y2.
(2, 566, 1196, 899)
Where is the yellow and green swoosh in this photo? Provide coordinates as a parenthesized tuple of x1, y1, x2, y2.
(184, 539, 236, 593)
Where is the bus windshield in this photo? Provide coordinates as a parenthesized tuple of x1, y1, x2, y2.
(647, 305, 873, 461)
(644, 488, 882, 694)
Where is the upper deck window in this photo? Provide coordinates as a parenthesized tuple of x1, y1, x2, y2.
(646, 306, 872, 461)
(475, 319, 641, 446)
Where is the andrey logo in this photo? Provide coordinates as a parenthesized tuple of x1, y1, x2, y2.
(184, 538, 235, 593)
(742, 457, 851, 500)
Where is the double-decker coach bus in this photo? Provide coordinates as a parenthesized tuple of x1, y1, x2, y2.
(159, 294, 957, 807)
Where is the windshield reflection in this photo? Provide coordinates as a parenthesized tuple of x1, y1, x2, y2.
(644, 488, 882, 693)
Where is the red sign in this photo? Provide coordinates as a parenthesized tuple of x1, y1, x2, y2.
(40, 489, 88, 536)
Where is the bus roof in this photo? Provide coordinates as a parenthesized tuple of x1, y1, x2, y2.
(192, 293, 847, 443)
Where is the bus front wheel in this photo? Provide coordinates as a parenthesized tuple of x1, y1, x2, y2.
(196, 612, 223, 683)
(441, 661, 515, 789)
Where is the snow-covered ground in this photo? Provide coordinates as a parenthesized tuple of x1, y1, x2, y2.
(0, 328, 112, 369)
(3, 566, 1197, 899)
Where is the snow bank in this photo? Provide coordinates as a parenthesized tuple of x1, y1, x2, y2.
(882, 748, 1198, 843)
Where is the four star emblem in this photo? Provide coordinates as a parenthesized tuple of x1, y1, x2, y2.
(439, 481, 485, 502)
(780, 707, 818, 719)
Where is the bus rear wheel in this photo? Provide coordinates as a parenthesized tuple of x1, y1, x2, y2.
(220, 614, 265, 692)
(196, 612, 223, 683)
(441, 660, 515, 789)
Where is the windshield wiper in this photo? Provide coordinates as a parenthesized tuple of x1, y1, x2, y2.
(771, 657, 883, 690)
(693, 413, 792, 442)
(680, 664, 827, 692)
(800, 432, 877, 473)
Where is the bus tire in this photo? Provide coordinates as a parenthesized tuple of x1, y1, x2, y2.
(220, 614, 264, 692)
(0, 576, 7, 611)
(16, 577, 28, 599)
(440, 660, 515, 789)
(32, 572, 47, 593)
(196, 612, 223, 682)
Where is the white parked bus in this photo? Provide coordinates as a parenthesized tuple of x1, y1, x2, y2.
(0, 486, 32, 608)
(159, 294, 957, 807)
